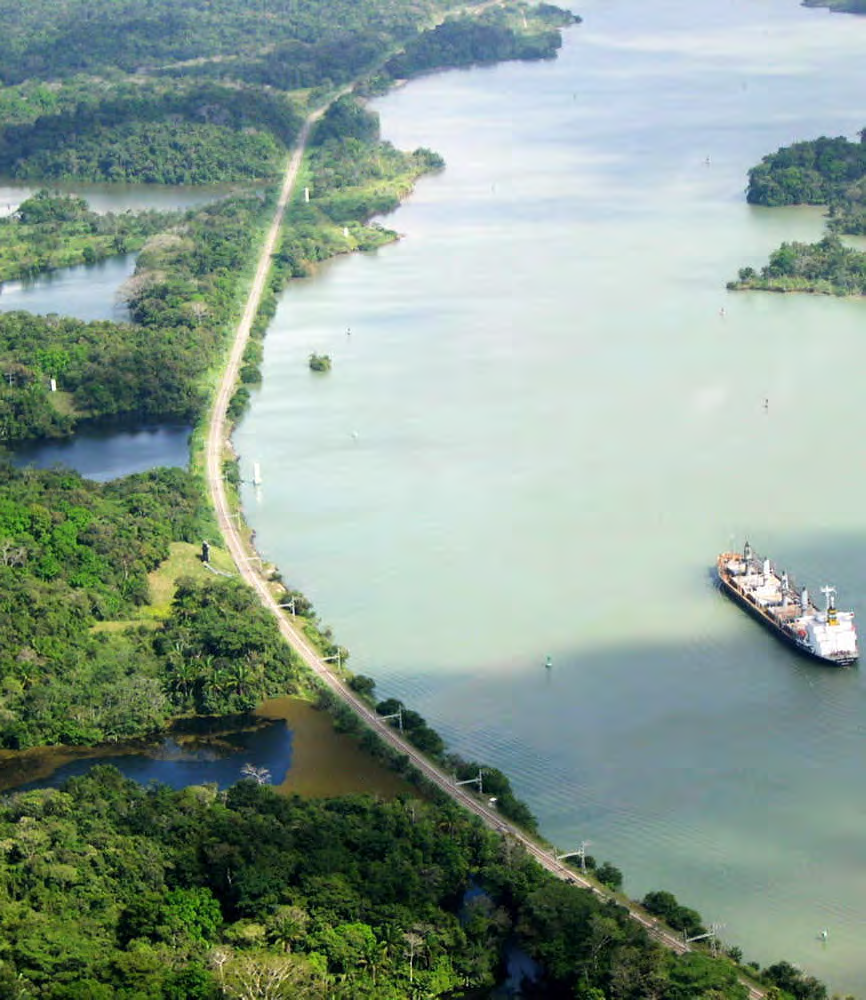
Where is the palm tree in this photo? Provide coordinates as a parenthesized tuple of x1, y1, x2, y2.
(267, 905, 309, 954)
(167, 655, 197, 702)
(368, 938, 391, 986)
(229, 658, 251, 700)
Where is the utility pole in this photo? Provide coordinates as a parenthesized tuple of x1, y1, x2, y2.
(685, 923, 725, 955)
(240, 763, 271, 785)
(454, 769, 484, 795)
(578, 840, 590, 872)
(323, 652, 342, 671)
(380, 708, 403, 732)
(555, 840, 591, 872)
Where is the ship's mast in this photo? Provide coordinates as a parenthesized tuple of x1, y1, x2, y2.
(821, 585, 838, 626)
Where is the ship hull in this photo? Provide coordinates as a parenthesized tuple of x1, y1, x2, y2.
(716, 562, 856, 667)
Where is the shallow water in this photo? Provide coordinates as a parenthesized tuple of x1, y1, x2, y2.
(234, 0, 866, 989)
(0, 698, 412, 801)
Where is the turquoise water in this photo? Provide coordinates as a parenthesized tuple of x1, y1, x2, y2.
(235, 0, 866, 988)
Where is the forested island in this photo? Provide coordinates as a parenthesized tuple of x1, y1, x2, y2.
(0, 0, 839, 995)
(380, 4, 580, 82)
(802, 0, 866, 12)
(731, 131, 866, 294)
(746, 133, 866, 232)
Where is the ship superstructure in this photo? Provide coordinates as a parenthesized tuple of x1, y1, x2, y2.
(716, 542, 858, 666)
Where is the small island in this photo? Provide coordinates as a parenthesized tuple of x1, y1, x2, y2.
(728, 234, 866, 295)
(308, 352, 332, 372)
(802, 0, 866, 11)
(746, 132, 866, 233)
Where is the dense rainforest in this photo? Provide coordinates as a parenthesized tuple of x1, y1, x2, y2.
(0, 82, 302, 185)
(0, 767, 823, 1000)
(0, 0, 468, 85)
(0, 0, 442, 185)
(0, 462, 303, 749)
(0, 1, 576, 184)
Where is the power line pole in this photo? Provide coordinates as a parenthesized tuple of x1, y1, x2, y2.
(554, 840, 591, 871)
(454, 769, 484, 794)
(685, 923, 726, 955)
(380, 708, 403, 732)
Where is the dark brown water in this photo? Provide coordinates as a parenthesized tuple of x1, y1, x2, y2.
(0, 698, 413, 800)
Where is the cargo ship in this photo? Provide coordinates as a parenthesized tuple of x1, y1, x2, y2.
(716, 542, 858, 666)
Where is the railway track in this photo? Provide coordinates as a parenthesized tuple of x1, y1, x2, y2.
(202, 93, 765, 1000)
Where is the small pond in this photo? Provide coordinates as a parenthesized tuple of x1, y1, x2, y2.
(0, 253, 135, 323)
(10, 422, 192, 482)
(0, 697, 414, 801)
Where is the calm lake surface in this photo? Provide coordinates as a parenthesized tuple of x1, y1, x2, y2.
(10, 422, 191, 482)
(234, 0, 866, 990)
(0, 179, 233, 217)
(0, 180, 232, 322)
(0, 185, 216, 477)
(0, 253, 135, 323)
(1, 254, 191, 480)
